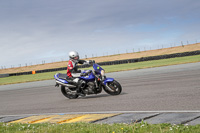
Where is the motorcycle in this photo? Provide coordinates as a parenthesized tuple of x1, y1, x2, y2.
(54, 62, 122, 99)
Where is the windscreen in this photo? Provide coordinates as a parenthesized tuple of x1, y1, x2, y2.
(93, 63, 104, 74)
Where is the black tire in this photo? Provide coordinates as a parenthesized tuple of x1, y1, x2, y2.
(103, 80, 122, 95)
(61, 86, 78, 99)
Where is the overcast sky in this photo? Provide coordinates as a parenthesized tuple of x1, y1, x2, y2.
(1, 0, 200, 68)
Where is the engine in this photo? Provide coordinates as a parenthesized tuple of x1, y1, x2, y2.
(82, 81, 95, 94)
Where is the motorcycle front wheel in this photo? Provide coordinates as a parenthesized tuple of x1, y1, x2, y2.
(104, 80, 122, 95)
(61, 86, 78, 99)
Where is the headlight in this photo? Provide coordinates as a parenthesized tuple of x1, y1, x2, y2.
(101, 70, 105, 76)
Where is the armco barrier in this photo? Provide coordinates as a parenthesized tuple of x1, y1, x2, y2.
(97, 50, 200, 66)
(0, 74, 9, 78)
(1, 50, 200, 77)
(8, 67, 68, 76)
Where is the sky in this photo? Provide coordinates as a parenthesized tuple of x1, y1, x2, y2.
(0, 0, 200, 68)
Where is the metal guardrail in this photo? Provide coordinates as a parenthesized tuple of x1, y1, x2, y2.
(0, 74, 9, 78)
(1, 50, 200, 78)
(96, 50, 200, 66)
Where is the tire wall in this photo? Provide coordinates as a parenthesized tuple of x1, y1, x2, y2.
(1, 50, 200, 77)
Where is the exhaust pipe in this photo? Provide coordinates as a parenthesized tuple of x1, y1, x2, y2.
(56, 80, 76, 88)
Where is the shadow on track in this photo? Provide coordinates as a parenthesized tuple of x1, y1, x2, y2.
(78, 92, 127, 99)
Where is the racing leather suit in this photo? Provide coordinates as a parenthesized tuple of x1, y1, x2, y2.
(67, 59, 87, 78)
(66, 59, 90, 94)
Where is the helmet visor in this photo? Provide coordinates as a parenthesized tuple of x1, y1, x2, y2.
(74, 56, 79, 60)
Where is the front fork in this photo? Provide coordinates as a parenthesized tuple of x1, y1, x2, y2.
(94, 72, 115, 92)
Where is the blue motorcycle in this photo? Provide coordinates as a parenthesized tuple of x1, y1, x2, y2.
(54, 62, 122, 99)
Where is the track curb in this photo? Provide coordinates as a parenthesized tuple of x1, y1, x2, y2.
(1, 112, 200, 125)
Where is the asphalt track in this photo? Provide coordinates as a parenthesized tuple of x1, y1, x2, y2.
(0, 62, 200, 124)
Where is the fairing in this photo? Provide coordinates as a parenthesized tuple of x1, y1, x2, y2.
(93, 63, 104, 74)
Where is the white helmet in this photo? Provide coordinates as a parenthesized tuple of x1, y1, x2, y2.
(69, 51, 79, 60)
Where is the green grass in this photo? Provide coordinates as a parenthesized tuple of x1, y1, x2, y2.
(0, 122, 200, 133)
(103, 54, 200, 73)
(0, 70, 66, 85)
(1, 54, 200, 85)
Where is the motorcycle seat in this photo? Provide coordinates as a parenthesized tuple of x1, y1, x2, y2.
(57, 73, 75, 84)
(58, 73, 68, 80)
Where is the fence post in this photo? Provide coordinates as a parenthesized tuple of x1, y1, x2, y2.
(181, 41, 184, 47)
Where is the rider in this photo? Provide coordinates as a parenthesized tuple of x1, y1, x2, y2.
(67, 51, 93, 94)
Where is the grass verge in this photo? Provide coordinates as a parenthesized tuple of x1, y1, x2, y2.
(1, 122, 200, 133)
(0, 54, 200, 85)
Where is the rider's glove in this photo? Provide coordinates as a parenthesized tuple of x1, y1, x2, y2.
(89, 60, 95, 64)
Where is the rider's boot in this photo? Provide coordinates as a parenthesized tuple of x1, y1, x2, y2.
(67, 77, 85, 97)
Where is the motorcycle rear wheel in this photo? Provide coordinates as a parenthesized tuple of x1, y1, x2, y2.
(104, 80, 122, 95)
(61, 86, 78, 99)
